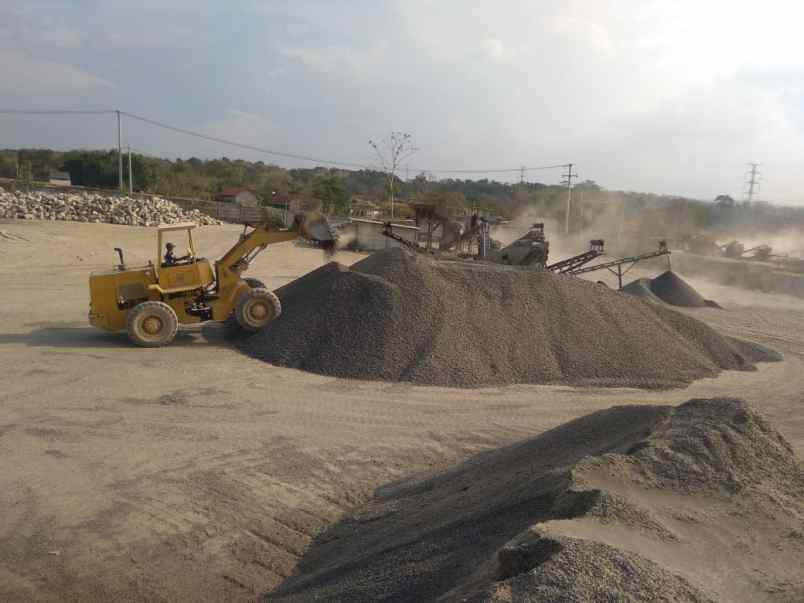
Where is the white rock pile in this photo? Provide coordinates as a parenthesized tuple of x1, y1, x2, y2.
(0, 189, 220, 226)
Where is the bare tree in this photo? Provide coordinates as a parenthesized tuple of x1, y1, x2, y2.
(369, 132, 418, 219)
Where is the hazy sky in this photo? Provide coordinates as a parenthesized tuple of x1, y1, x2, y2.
(1, 1, 803, 204)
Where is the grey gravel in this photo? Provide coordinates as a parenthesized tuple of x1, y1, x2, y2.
(244, 248, 779, 388)
(267, 399, 803, 603)
(623, 270, 720, 308)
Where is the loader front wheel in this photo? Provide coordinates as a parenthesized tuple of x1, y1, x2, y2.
(244, 277, 266, 289)
(235, 288, 281, 331)
(127, 301, 179, 347)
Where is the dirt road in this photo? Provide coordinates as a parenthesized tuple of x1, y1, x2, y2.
(1, 221, 802, 601)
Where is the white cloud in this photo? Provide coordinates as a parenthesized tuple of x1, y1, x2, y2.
(278, 43, 388, 76)
(544, 16, 615, 59)
(0, 49, 114, 94)
(1, 1, 803, 203)
(201, 110, 277, 146)
(481, 37, 518, 62)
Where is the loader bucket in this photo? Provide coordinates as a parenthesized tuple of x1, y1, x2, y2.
(296, 212, 337, 256)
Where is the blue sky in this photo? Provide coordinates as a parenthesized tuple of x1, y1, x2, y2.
(1, 0, 803, 204)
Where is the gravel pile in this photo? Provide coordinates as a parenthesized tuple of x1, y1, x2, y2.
(476, 398, 804, 603)
(269, 399, 803, 602)
(244, 248, 778, 388)
(624, 270, 719, 308)
(0, 189, 220, 226)
(621, 277, 663, 302)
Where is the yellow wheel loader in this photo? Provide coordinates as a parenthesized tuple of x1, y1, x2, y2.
(88, 213, 334, 347)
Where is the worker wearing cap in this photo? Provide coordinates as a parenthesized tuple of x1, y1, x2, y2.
(163, 242, 190, 266)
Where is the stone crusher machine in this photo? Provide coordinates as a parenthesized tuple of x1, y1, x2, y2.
(723, 242, 782, 263)
(408, 203, 492, 254)
(382, 217, 607, 274)
(489, 223, 551, 267)
(88, 213, 334, 347)
(381, 204, 495, 256)
(490, 223, 605, 272)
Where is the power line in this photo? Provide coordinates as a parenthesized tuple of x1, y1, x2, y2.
(416, 164, 566, 175)
(744, 162, 760, 203)
(0, 108, 570, 176)
(120, 111, 370, 170)
(561, 163, 578, 236)
(117, 110, 123, 191)
(0, 109, 116, 115)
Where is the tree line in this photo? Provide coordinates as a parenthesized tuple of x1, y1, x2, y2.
(2, 148, 802, 243)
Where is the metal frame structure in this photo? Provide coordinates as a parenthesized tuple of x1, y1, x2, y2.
(382, 222, 437, 254)
(569, 242, 671, 289)
(546, 240, 605, 274)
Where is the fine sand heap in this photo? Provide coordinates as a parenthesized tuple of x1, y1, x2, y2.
(267, 398, 804, 602)
(244, 249, 778, 388)
(623, 270, 720, 308)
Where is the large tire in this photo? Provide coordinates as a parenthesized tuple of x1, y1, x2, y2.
(244, 277, 266, 289)
(127, 301, 179, 347)
(235, 288, 282, 331)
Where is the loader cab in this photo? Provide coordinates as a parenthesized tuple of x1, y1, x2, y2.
(155, 223, 215, 294)
(158, 222, 197, 267)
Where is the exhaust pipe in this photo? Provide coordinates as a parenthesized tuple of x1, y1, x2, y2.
(114, 247, 126, 270)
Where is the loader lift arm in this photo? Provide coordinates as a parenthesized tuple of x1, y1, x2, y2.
(211, 215, 334, 320)
(215, 223, 300, 290)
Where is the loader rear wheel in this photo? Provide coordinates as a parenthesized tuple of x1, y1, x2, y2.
(127, 301, 179, 347)
(235, 288, 281, 331)
(244, 277, 266, 289)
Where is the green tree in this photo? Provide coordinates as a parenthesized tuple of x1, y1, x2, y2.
(313, 175, 351, 215)
(423, 190, 467, 211)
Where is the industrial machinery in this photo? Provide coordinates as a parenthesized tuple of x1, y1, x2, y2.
(546, 239, 605, 274)
(740, 244, 781, 262)
(720, 240, 746, 259)
(488, 223, 551, 268)
(382, 206, 497, 257)
(382, 218, 606, 274)
(568, 241, 671, 288)
(682, 234, 721, 256)
(88, 213, 334, 347)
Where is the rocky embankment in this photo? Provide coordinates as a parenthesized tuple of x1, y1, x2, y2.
(0, 189, 220, 226)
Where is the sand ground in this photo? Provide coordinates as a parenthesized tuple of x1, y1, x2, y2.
(0, 220, 802, 602)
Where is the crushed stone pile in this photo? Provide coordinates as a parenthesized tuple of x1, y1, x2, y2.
(268, 399, 804, 602)
(243, 248, 779, 388)
(624, 270, 720, 308)
(0, 189, 220, 226)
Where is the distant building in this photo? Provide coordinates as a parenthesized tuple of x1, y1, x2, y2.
(49, 171, 71, 186)
(351, 198, 381, 219)
(265, 192, 308, 226)
(217, 187, 259, 207)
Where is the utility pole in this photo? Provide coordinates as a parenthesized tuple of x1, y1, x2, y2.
(561, 163, 578, 236)
(745, 163, 760, 203)
(116, 110, 123, 192)
(520, 165, 526, 185)
(127, 146, 133, 194)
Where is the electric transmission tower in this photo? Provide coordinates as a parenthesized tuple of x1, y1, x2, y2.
(561, 163, 578, 235)
(744, 163, 760, 203)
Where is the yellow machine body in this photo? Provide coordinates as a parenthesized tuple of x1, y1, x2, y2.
(88, 219, 315, 335)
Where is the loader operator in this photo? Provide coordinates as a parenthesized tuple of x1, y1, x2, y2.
(163, 242, 191, 266)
